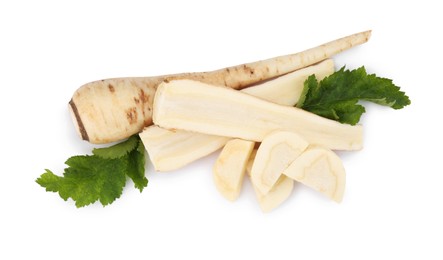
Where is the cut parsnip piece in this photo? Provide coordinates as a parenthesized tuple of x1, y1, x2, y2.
(213, 139, 255, 201)
(256, 176, 294, 213)
(140, 60, 335, 171)
(283, 146, 346, 202)
(246, 149, 294, 213)
(139, 126, 229, 171)
(242, 59, 334, 106)
(245, 149, 257, 175)
(250, 131, 309, 194)
(153, 79, 363, 150)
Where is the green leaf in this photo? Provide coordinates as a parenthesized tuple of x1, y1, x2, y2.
(297, 66, 411, 125)
(36, 135, 148, 207)
(37, 155, 127, 207)
(92, 135, 139, 159)
(125, 141, 148, 192)
(36, 170, 64, 193)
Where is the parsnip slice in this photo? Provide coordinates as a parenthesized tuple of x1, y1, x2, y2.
(152, 79, 363, 150)
(246, 149, 294, 213)
(283, 146, 346, 202)
(213, 139, 255, 201)
(245, 149, 257, 176)
(257, 176, 294, 213)
(251, 131, 309, 194)
(141, 60, 335, 171)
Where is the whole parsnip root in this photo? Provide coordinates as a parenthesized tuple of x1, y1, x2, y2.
(69, 30, 371, 144)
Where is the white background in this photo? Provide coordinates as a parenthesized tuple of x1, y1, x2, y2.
(1, 1, 442, 259)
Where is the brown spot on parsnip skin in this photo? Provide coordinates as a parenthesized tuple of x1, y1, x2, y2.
(108, 84, 115, 93)
(137, 88, 153, 127)
(134, 97, 140, 104)
(242, 64, 255, 75)
(139, 89, 150, 104)
(126, 107, 138, 124)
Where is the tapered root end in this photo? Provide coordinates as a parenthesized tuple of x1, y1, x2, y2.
(68, 99, 89, 141)
(363, 30, 372, 42)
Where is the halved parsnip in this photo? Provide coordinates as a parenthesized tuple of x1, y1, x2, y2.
(152, 79, 363, 150)
(242, 59, 334, 106)
(283, 146, 346, 202)
(139, 126, 229, 171)
(141, 60, 335, 171)
(246, 149, 294, 213)
(250, 131, 309, 194)
(213, 139, 255, 201)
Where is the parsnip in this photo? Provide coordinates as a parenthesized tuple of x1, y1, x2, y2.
(140, 60, 334, 171)
(250, 131, 309, 194)
(283, 146, 346, 202)
(256, 176, 294, 213)
(246, 150, 294, 213)
(152, 79, 363, 150)
(241, 59, 334, 105)
(69, 31, 371, 144)
(213, 139, 255, 201)
(245, 149, 257, 176)
(138, 126, 229, 171)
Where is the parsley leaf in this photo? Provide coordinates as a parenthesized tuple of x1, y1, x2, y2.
(297, 66, 411, 125)
(36, 135, 148, 207)
(92, 135, 139, 159)
(36, 156, 126, 207)
(125, 141, 148, 192)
